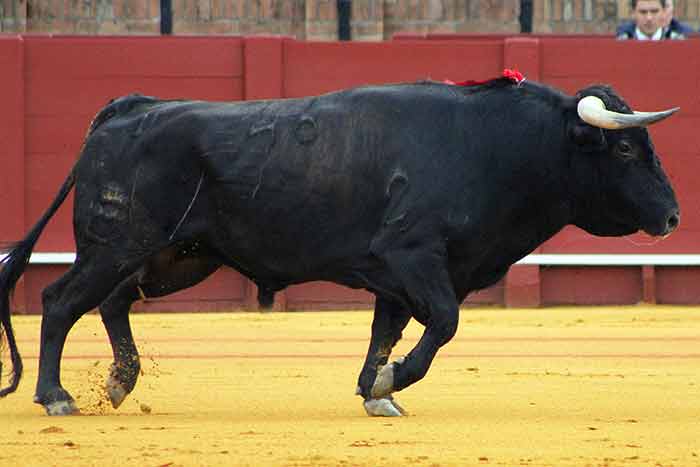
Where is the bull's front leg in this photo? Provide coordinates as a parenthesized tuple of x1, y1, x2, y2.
(370, 248, 459, 404)
(356, 297, 411, 416)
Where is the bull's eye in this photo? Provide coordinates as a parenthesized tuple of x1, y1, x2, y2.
(616, 140, 635, 160)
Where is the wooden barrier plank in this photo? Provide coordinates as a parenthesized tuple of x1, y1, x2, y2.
(25, 76, 244, 117)
(541, 39, 700, 80)
(23, 36, 244, 78)
(282, 40, 504, 97)
(656, 267, 700, 304)
(541, 267, 642, 305)
(286, 282, 374, 310)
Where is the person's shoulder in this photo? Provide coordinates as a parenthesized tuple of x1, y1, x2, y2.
(669, 18, 694, 35)
(662, 18, 693, 39)
(616, 20, 635, 39)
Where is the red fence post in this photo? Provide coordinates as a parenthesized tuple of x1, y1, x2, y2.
(642, 265, 656, 304)
(0, 35, 26, 313)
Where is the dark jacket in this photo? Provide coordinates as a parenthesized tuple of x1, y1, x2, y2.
(616, 18, 693, 39)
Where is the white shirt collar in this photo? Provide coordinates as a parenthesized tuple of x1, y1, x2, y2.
(635, 26, 663, 40)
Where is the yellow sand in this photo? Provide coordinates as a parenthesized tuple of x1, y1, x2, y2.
(1, 306, 699, 466)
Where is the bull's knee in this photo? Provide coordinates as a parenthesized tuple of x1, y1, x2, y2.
(375, 312, 459, 395)
(436, 315, 459, 346)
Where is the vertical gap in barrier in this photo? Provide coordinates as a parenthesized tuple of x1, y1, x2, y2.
(642, 265, 656, 304)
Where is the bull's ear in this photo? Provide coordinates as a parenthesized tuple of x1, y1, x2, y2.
(568, 121, 607, 152)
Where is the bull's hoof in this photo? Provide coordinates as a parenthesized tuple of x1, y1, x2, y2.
(34, 387, 79, 416)
(363, 397, 407, 417)
(371, 356, 404, 399)
(105, 375, 128, 409)
(44, 399, 79, 416)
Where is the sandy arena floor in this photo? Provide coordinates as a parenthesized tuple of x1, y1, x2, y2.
(1, 305, 699, 466)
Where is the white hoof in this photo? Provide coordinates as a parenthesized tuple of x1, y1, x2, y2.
(363, 398, 407, 417)
(105, 375, 128, 409)
(371, 356, 404, 399)
(45, 399, 79, 416)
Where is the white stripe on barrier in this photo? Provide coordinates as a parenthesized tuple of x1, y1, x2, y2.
(1, 253, 700, 266)
(0, 253, 77, 264)
(517, 254, 700, 266)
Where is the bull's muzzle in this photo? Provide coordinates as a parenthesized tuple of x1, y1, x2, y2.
(664, 210, 681, 236)
(646, 209, 680, 237)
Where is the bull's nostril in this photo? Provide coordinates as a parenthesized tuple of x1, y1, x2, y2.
(667, 212, 680, 231)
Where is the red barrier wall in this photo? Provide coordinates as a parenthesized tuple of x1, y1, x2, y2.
(1, 34, 699, 313)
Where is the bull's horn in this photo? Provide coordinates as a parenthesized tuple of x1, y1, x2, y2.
(577, 95, 679, 130)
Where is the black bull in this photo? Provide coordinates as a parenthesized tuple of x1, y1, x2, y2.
(0, 77, 680, 416)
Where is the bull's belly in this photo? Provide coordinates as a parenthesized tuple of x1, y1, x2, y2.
(210, 218, 380, 287)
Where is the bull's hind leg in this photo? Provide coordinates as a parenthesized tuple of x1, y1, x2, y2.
(100, 248, 221, 409)
(370, 247, 459, 402)
(100, 278, 141, 409)
(34, 252, 130, 415)
(357, 297, 411, 416)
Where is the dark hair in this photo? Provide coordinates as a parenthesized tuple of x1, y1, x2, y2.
(630, 0, 667, 9)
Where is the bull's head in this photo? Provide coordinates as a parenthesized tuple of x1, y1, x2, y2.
(568, 85, 679, 237)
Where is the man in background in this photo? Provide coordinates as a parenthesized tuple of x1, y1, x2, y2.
(617, 0, 692, 40)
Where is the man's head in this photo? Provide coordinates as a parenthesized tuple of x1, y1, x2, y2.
(631, 0, 666, 37)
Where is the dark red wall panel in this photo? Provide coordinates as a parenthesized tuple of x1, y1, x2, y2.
(23, 265, 67, 315)
(132, 268, 249, 313)
(656, 267, 700, 304)
(541, 267, 642, 305)
(0, 36, 25, 244)
(286, 282, 374, 310)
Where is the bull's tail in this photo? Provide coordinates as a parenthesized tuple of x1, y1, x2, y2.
(0, 168, 77, 397)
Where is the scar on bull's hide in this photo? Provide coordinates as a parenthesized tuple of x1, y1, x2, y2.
(247, 119, 276, 200)
(249, 120, 275, 138)
(295, 116, 318, 144)
(383, 171, 409, 230)
(85, 183, 129, 243)
(132, 111, 157, 138)
(169, 171, 205, 241)
(128, 165, 141, 226)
